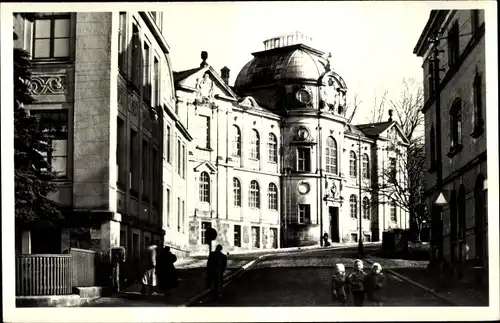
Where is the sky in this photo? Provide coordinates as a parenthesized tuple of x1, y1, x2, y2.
(161, 1, 432, 124)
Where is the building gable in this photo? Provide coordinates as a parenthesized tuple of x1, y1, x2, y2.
(176, 66, 239, 101)
(193, 160, 217, 174)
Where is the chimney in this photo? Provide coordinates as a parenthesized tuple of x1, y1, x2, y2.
(388, 109, 393, 122)
(200, 51, 208, 67)
(221, 66, 230, 85)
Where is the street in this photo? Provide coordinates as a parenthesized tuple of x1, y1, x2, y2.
(193, 246, 446, 307)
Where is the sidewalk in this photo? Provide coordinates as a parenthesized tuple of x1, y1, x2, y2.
(365, 255, 489, 306)
(82, 257, 250, 307)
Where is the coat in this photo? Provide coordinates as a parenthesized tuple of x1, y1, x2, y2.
(331, 272, 348, 302)
(206, 250, 227, 291)
(156, 248, 178, 290)
(364, 272, 386, 301)
(347, 270, 366, 293)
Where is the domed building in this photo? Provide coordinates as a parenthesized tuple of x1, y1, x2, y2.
(168, 31, 410, 254)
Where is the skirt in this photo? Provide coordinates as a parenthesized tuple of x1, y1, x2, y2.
(142, 268, 157, 287)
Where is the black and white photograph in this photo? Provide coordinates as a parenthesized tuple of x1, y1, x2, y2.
(1, 1, 498, 322)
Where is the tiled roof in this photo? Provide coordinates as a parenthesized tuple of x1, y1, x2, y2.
(173, 67, 204, 84)
(356, 121, 393, 137)
(344, 124, 366, 136)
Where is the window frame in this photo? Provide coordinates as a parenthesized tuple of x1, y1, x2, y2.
(118, 12, 127, 73)
(234, 225, 241, 247)
(249, 180, 260, 209)
(201, 221, 212, 244)
(298, 204, 311, 224)
(390, 200, 397, 223)
(472, 71, 484, 137)
(232, 125, 241, 157)
(249, 129, 260, 160)
(447, 21, 460, 68)
(32, 15, 71, 60)
(362, 197, 370, 220)
(362, 154, 370, 179)
(233, 177, 241, 207)
(297, 147, 311, 172)
(349, 195, 357, 219)
(349, 151, 357, 177)
(268, 133, 278, 163)
(325, 136, 338, 174)
(268, 183, 278, 211)
(448, 98, 463, 156)
(199, 171, 210, 203)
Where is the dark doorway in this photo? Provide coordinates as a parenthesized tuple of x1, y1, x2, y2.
(329, 207, 340, 242)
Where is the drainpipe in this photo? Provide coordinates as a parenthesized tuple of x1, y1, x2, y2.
(318, 112, 323, 246)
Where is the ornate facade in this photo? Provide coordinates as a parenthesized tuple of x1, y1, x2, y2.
(170, 32, 410, 253)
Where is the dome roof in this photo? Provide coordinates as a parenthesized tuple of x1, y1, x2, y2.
(234, 44, 329, 89)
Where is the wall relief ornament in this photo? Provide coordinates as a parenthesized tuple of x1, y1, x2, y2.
(194, 72, 214, 104)
(29, 75, 67, 95)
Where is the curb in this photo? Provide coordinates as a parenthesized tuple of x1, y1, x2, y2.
(362, 256, 456, 306)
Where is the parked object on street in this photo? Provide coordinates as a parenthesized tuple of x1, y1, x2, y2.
(347, 259, 366, 306)
(156, 246, 178, 298)
(206, 244, 228, 298)
(330, 263, 349, 305)
(364, 262, 386, 306)
(141, 243, 158, 298)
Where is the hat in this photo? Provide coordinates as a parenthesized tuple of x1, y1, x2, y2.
(371, 262, 382, 271)
(335, 263, 345, 272)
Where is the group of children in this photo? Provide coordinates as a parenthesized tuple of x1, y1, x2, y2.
(331, 259, 386, 306)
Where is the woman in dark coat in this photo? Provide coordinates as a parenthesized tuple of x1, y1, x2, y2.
(364, 262, 386, 306)
(156, 246, 178, 298)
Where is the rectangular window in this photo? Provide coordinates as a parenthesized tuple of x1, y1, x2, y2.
(130, 129, 138, 192)
(199, 116, 211, 149)
(177, 139, 181, 175)
(201, 221, 212, 244)
(131, 24, 140, 88)
(118, 12, 127, 73)
(142, 139, 149, 198)
(166, 125, 171, 163)
(166, 188, 171, 227)
(182, 200, 185, 233)
(389, 157, 397, 179)
(297, 147, 311, 172)
(450, 102, 462, 149)
(298, 204, 311, 224)
(447, 21, 459, 68)
(153, 57, 160, 107)
(251, 226, 260, 248)
(143, 42, 151, 102)
(351, 233, 358, 243)
(31, 109, 69, 178)
(182, 144, 186, 178)
(234, 225, 241, 247)
(33, 16, 71, 59)
(390, 201, 397, 222)
(177, 197, 181, 232)
(270, 228, 278, 248)
(116, 117, 125, 187)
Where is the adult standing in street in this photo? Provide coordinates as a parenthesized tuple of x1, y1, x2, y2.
(141, 242, 157, 298)
(156, 246, 178, 299)
(347, 259, 366, 306)
(206, 244, 228, 298)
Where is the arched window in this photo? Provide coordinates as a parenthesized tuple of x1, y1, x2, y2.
(268, 133, 277, 163)
(325, 137, 338, 174)
(390, 200, 397, 222)
(450, 99, 462, 149)
(363, 197, 370, 220)
(199, 172, 210, 202)
(362, 154, 370, 179)
(249, 180, 260, 208)
(349, 195, 357, 219)
(268, 183, 278, 210)
(232, 125, 241, 157)
(349, 151, 357, 177)
(233, 177, 241, 207)
(250, 129, 260, 160)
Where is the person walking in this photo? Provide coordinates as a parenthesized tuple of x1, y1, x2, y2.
(364, 262, 386, 306)
(330, 263, 349, 306)
(347, 259, 366, 306)
(206, 244, 228, 298)
(140, 242, 158, 298)
(156, 246, 178, 299)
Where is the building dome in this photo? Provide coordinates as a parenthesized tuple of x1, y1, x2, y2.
(234, 32, 330, 89)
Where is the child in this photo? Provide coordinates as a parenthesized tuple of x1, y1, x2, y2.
(347, 259, 366, 306)
(330, 263, 349, 306)
(364, 262, 386, 306)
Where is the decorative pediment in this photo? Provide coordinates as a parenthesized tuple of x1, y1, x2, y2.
(319, 71, 347, 114)
(239, 96, 261, 109)
(193, 160, 217, 174)
(381, 123, 410, 146)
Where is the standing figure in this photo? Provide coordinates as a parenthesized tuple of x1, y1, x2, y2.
(323, 233, 331, 247)
(364, 262, 386, 306)
(206, 244, 228, 298)
(156, 246, 178, 299)
(141, 242, 157, 298)
(330, 263, 349, 306)
(347, 259, 366, 306)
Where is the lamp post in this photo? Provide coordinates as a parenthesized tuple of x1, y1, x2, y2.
(357, 133, 364, 256)
(433, 192, 447, 261)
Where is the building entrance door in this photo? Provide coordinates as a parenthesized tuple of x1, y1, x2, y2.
(329, 206, 340, 243)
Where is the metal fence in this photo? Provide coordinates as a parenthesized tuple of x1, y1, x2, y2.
(70, 248, 97, 287)
(16, 254, 72, 296)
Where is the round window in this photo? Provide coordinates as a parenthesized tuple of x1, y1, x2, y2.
(296, 89, 312, 104)
(297, 181, 310, 194)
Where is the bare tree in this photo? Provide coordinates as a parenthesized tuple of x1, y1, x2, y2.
(346, 91, 362, 123)
(368, 89, 388, 123)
